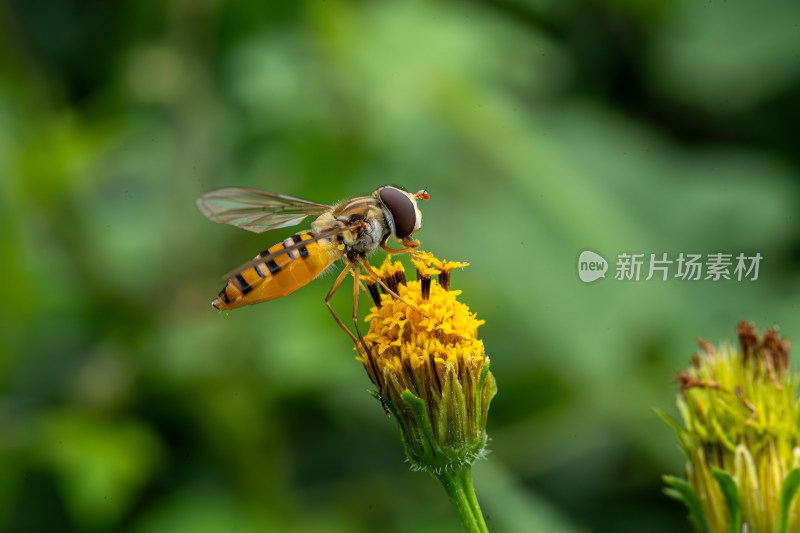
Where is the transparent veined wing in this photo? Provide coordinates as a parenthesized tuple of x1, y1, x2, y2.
(196, 187, 331, 233)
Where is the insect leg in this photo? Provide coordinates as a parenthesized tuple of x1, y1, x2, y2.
(381, 243, 412, 254)
(325, 262, 364, 355)
(380, 234, 420, 255)
(360, 256, 420, 312)
(351, 260, 390, 416)
(350, 261, 371, 354)
(349, 261, 380, 362)
(325, 260, 386, 398)
(356, 276, 371, 298)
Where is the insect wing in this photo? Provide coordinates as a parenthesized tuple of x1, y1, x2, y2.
(196, 187, 330, 233)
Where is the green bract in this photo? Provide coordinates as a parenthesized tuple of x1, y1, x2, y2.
(662, 321, 800, 533)
(359, 252, 496, 533)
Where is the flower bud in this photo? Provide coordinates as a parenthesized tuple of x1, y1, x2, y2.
(662, 321, 800, 533)
(359, 252, 496, 474)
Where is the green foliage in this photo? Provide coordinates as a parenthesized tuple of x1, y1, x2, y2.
(36, 411, 164, 528)
(711, 468, 741, 533)
(663, 476, 710, 533)
(780, 469, 800, 533)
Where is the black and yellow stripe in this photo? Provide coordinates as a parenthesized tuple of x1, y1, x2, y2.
(212, 231, 341, 310)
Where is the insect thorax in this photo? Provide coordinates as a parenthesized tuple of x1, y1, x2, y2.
(313, 202, 388, 256)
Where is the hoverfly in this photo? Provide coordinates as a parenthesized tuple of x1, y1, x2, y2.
(196, 185, 430, 354)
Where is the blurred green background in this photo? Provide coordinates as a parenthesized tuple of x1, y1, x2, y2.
(2, 0, 799, 531)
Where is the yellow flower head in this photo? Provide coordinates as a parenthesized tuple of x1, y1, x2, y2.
(662, 321, 800, 533)
(359, 252, 496, 473)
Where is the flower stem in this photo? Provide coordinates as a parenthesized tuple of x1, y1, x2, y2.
(435, 465, 489, 533)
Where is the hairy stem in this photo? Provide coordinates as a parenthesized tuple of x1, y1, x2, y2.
(435, 465, 489, 533)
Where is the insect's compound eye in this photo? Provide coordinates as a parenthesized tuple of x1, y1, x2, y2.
(378, 186, 418, 239)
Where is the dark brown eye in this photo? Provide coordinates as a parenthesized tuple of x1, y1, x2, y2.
(378, 186, 416, 238)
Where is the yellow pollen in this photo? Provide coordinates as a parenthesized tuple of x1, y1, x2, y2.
(356, 251, 496, 477)
(359, 257, 485, 377)
(410, 250, 469, 278)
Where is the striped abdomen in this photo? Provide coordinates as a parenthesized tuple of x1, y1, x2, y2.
(212, 231, 341, 310)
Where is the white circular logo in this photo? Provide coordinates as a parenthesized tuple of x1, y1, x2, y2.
(578, 250, 608, 283)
